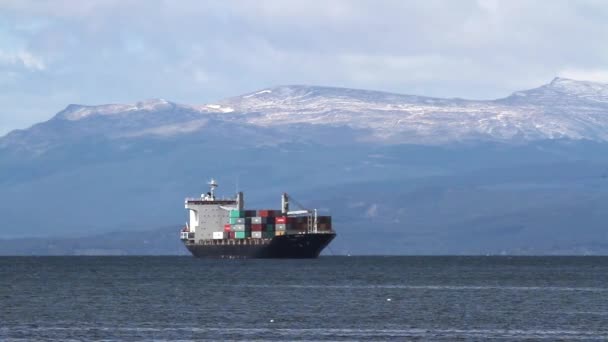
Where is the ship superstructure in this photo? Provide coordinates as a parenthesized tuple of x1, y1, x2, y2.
(180, 179, 335, 258)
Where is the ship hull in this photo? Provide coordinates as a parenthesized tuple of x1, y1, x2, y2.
(184, 233, 336, 259)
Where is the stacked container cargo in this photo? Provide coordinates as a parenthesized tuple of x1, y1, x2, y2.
(317, 216, 332, 232)
(248, 209, 282, 238)
(229, 209, 250, 238)
(224, 209, 331, 240)
(229, 209, 243, 226)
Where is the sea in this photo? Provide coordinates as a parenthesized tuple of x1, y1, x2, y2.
(1, 256, 607, 341)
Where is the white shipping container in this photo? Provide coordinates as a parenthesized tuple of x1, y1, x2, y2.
(251, 231, 263, 239)
(212, 232, 225, 239)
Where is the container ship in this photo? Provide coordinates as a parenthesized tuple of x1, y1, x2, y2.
(180, 179, 336, 258)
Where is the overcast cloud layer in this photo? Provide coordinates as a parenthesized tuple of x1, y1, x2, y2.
(1, 0, 607, 135)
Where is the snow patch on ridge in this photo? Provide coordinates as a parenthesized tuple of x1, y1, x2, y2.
(58, 99, 174, 121)
(243, 89, 273, 98)
(203, 104, 234, 113)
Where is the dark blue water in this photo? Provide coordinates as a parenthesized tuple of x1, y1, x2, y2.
(1, 256, 607, 341)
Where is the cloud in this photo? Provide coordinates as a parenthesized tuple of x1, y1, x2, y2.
(0, 0, 607, 135)
(0, 50, 45, 70)
(559, 69, 608, 83)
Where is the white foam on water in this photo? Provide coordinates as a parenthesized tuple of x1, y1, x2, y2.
(222, 283, 608, 292)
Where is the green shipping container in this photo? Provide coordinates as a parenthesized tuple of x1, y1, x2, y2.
(229, 217, 238, 224)
(235, 231, 247, 239)
(229, 210, 244, 218)
(266, 224, 274, 232)
(263, 231, 275, 238)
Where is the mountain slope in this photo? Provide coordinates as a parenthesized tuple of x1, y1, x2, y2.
(2, 78, 608, 150)
(216, 78, 608, 143)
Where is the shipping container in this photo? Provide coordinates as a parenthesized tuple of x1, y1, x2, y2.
(293, 216, 308, 224)
(317, 223, 332, 231)
(318, 216, 332, 224)
(275, 224, 287, 231)
(229, 217, 238, 224)
(231, 224, 246, 232)
(251, 231, 263, 239)
(245, 210, 257, 217)
(229, 231, 236, 239)
(263, 231, 274, 238)
(266, 224, 274, 232)
(251, 224, 263, 232)
(224, 224, 231, 232)
(293, 223, 308, 231)
(258, 210, 282, 217)
(229, 210, 244, 218)
(235, 231, 248, 239)
(275, 216, 288, 224)
(251, 217, 267, 224)
(275, 231, 285, 236)
(212, 231, 225, 239)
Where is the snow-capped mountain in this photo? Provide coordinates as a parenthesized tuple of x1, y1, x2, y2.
(3, 77, 608, 149)
(216, 77, 608, 143)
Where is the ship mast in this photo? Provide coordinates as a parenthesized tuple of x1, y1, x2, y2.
(203, 178, 218, 201)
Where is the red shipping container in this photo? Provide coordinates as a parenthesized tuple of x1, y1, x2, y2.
(229, 231, 236, 239)
(259, 209, 280, 217)
(317, 216, 332, 224)
(251, 224, 263, 232)
(275, 216, 288, 224)
(224, 224, 231, 232)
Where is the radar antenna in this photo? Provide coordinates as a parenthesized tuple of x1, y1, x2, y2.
(203, 178, 218, 200)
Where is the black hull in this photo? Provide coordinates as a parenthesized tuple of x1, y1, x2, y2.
(184, 233, 336, 259)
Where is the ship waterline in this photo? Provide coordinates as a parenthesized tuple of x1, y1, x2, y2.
(185, 233, 336, 259)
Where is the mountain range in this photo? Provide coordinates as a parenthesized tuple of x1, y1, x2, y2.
(4, 77, 608, 151)
(1, 78, 608, 255)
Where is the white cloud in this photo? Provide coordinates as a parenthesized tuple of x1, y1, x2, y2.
(0, 0, 607, 135)
(559, 69, 608, 83)
(0, 50, 45, 70)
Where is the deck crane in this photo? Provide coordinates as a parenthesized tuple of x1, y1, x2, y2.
(281, 193, 318, 233)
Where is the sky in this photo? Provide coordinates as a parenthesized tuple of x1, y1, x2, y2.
(1, 0, 607, 135)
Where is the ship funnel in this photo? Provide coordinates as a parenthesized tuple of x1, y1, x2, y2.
(237, 191, 244, 210)
(281, 193, 289, 214)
